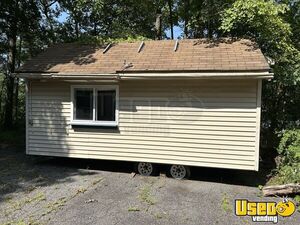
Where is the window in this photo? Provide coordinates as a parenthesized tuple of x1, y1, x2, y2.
(97, 90, 116, 121)
(74, 89, 93, 120)
(71, 85, 118, 126)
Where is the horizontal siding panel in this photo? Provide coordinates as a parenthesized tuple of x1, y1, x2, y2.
(121, 85, 256, 91)
(30, 96, 70, 101)
(31, 108, 70, 113)
(28, 146, 254, 165)
(120, 97, 257, 103)
(29, 122, 256, 133)
(30, 115, 256, 123)
(121, 92, 257, 98)
(120, 100, 256, 108)
(31, 91, 71, 99)
(29, 127, 255, 137)
(29, 135, 255, 151)
(119, 107, 258, 112)
(28, 131, 254, 147)
(29, 124, 257, 134)
(31, 110, 256, 117)
(28, 150, 254, 170)
(36, 132, 255, 142)
(29, 137, 254, 150)
(30, 105, 257, 113)
(119, 111, 257, 117)
(120, 121, 256, 127)
(30, 109, 257, 118)
(119, 116, 256, 122)
(31, 102, 70, 107)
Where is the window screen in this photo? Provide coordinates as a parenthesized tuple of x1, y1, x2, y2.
(74, 89, 93, 120)
(97, 90, 116, 121)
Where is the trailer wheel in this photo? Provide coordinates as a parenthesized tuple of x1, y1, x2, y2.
(136, 162, 155, 176)
(169, 165, 191, 179)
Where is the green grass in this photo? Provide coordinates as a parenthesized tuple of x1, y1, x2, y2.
(44, 197, 67, 215)
(139, 185, 156, 206)
(294, 195, 300, 212)
(128, 206, 140, 212)
(221, 193, 232, 213)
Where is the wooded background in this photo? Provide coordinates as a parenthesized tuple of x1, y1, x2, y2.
(0, 0, 299, 154)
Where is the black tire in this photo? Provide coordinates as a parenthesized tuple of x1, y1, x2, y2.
(135, 162, 158, 176)
(167, 164, 191, 180)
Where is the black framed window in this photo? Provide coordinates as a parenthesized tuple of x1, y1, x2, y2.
(74, 89, 93, 120)
(97, 90, 116, 121)
(72, 86, 118, 126)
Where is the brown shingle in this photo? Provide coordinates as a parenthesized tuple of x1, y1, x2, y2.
(17, 38, 270, 74)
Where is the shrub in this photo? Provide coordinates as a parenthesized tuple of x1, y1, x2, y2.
(277, 129, 300, 162)
(268, 129, 300, 185)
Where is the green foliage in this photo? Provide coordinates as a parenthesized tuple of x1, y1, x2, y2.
(59, 0, 165, 40)
(268, 163, 300, 185)
(221, 0, 299, 67)
(268, 129, 300, 185)
(278, 129, 300, 159)
(75, 35, 150, 45)
(220, 0, 300, 148)
(178, 0, 234, 38)
(294, 195, 300, 212)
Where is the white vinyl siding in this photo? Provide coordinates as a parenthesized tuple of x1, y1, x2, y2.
(26, 79, 261, 170)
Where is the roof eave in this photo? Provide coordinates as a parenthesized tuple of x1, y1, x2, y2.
(118, 71, 273, 79)
(15, 71, 273, 80)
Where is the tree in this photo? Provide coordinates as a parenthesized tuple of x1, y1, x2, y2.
(0, 0, 41, 129)
(168, 0, 174, 39)
(38, 0, 61, 43)
(220, 0, 300, 147)
(178, 0, 233, 38)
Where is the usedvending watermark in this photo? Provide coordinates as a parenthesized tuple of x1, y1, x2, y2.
(235, 198, 296, 223)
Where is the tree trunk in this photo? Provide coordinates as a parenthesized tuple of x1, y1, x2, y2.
(0, 78, 5, 122)
(155, 9, 162, 40)
(3, 32, 17, 129)
(75, 20, 79, 38)
(262, 184, 300, 197)
(42, 1, 57, 43)
(14, 78, 19, 124)
(14, 36, 22, 124)
(93, 21, 97, 36)
(168, 0, 174, 39)
(183, 0, 190, 38)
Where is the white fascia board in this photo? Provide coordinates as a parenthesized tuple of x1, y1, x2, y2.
(118, 72, 273, 79)
(16, 73, 119, 80)
(15, 71, 273, 80)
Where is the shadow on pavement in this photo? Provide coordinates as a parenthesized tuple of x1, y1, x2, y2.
(0, 145, 274, 203)
(42, 155, 274, 188)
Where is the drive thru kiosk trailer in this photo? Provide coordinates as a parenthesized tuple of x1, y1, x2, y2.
(17, 39, 272, 179)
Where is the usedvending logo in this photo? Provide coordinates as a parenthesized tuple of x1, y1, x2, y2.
(235, 198, 296, 223)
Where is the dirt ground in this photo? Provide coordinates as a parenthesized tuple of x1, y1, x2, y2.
(0, 147, 299, 225)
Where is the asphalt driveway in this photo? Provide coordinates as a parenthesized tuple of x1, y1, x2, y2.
(0, 147, 299, 225)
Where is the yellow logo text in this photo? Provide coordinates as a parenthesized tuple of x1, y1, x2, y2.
(235, 199, 295, 223)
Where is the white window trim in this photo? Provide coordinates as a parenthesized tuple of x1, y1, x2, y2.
(70, 85, 119, 127)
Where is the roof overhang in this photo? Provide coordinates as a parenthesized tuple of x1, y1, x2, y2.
(15, 71, 273, 80)
(118, 72, 273, 79)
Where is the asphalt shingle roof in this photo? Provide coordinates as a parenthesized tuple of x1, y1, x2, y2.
(17, 39, 270, 74)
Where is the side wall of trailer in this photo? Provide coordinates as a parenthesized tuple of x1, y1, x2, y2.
(26, 79, 262, 171)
